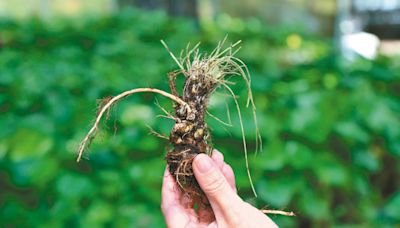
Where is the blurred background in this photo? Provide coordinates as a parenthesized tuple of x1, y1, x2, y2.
(0, 0, 399, 227)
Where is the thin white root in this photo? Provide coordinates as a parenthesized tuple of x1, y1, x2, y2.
(154, 99, 180, 122)
(146, 124, 169, 140)
(261, 209, 296, 217)
(77, 88, 190, 162)
(222, 83, 257, 197)
(161, 40, 186, 74)
(206, 110, 232, 127)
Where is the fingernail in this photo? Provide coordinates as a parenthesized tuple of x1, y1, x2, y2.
(195, 154, 213, 173)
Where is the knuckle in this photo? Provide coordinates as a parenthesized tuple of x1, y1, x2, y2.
(228, 214, 243, 227)
(224, 207, 246, 228)
(203, 173, 226, 196)
(212, 150, 224, 161)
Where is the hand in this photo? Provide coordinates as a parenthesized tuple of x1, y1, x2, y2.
(161, 150, 278, 228)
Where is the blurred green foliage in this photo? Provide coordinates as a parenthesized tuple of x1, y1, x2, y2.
(0, 8, 399, 227)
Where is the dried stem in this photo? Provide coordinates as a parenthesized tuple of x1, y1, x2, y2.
(77, 88, 191, 162)
(261, 209, 296, 217)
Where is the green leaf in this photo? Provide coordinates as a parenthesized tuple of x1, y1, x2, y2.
(11, 158, 58, 186)
(257, 176, 299, 207)
(335, 121, 369, 143)
(313, 154, 349, 187)
(56, 173, 95, 199)
(254, 139, 285, 171)
(353, 149, 379, 172)
(381, 192, 400, 220)
(9, 128, 53, 161)
(285, 141, 313, 169)
(83, 201, 113, 226)
(120, 104, 155, 127)
(299, 190, 329, 219)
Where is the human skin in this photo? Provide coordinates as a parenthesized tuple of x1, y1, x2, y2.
(161, 150, 278, 228)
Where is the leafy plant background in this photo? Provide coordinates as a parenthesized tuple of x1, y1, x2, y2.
(0, 8, 399, 227)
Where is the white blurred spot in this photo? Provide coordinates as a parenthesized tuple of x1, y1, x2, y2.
(342, 32, 380, 59)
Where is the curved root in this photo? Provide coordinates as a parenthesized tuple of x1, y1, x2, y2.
(77, 88, 191, 162)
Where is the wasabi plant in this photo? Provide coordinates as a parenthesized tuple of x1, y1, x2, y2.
(77, 38, 293, 216)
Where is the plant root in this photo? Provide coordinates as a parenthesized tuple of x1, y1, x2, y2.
(161, 39, 263, 206)
(77, 88, 191, 162)
(261, 209, 296, 217)
(77, 40, 279, 212)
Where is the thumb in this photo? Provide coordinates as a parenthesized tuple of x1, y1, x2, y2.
(193, 154, 241, 210)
